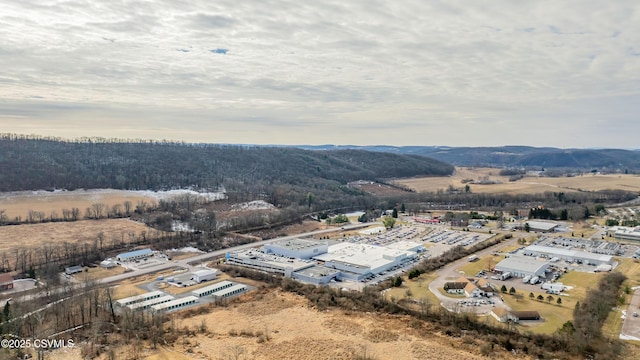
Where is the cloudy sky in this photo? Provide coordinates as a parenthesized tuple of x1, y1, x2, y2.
(1, 1, 639, 147)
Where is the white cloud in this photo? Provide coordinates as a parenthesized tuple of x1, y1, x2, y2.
(0, 0, 639, 147)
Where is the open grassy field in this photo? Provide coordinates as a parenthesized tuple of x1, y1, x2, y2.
(385, 272, 441, 307)
(601, 258, 640, 338)
(0, 218, 162, 253)
(396, 167, 640, 194)
(502, 290, 574, 334)
(0, 189, 158, 220)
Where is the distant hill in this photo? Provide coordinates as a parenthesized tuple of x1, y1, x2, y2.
(0, 135, 453, 193)
(296, 145, 640, 171)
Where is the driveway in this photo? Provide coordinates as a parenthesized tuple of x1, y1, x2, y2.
(428, 235, 518, 314)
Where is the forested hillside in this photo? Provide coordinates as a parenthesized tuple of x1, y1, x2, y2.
(298, 145, 640, 171)
(0, 134, 453, 194)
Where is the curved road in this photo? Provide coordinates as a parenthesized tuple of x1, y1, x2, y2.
(428, 235, 519, 313)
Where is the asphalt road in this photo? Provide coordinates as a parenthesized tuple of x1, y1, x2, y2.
(428, 235, 519, 313)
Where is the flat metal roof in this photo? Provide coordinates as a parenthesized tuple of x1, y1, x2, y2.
(495, 255, 550, 274)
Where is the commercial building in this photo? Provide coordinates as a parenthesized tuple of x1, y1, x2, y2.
(192, 281, 234, 297)
(0, 273, 13, 291)
(494, 255, 550, 279)
(523, 245, 614, 266)
(192, 269, 217, 283)
(211, 284, 247, 299)
(613, 227, 640, 242)
(313, 242, 417, 281)
(291, 266, 340, 285)
(128, 295, 175, 311)
(225, 249, 315, 277)
(151, 296, 198, 312)
(263, 239, 328, 259)
(116, 248, 153, 262)
(524, 221, 559, 232)
(384, 240, 426, 253)
(116, 290, 165, 307)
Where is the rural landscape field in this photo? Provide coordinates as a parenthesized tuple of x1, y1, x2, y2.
(2, 136, 640, 360)
(396, 167, 640, 195)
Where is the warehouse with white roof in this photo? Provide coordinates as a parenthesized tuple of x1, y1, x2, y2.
(494, 255, 551, 278)
(523, 245, 614, 266)
(225, 249, 315, 277)
(263, 239, 328, 259)
(312, 242, 417, 281)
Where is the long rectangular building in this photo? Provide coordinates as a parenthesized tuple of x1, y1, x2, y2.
(494, 255, 550, 278)
(313, 242, 417, 279)
(211, 284, 247, 299)
(116, 290, 164, 307)
(128, 295, 175, 310)
(523, 245, 614, 265)
(151, 296, 198, 312)
(225, 249, 315, 277)
(192, 280, 234, 297)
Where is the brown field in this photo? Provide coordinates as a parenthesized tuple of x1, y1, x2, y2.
(151, 290, 516, 360)
(0, 189, 157, 220)
(0, 218, 162, 253)
(396, 167, 640, 194)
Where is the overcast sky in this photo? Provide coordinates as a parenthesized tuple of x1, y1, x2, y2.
(1, 1, 639, 148)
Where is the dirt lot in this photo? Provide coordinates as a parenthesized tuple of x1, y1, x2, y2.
(145, 289, 518, 360)
(397, 167, 640, 194)
(0, 218, 162, 253)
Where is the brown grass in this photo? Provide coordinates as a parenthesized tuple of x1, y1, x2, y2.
(0, 189, 157, 220)
(396, 167, 640, 194)
(0, 219, 162, 253)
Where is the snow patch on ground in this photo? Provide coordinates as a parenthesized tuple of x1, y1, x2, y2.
(230, 200, 275, 211)
(166, 247, 204, 253)
(0, 188, 226, 201)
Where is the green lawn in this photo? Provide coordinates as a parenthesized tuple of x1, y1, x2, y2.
(385, 272, 440, 307)
(502, 290, 575, 334)
(601, 258, 640, 338)
(456, 254, 505, 276)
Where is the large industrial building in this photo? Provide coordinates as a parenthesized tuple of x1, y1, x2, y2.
(263, 239, 329, 259)
(523, 245, 614, 265)
(312, 242, 418, 281)
(494, 255, 550, 278)
(225, 249, 316, 277)
(291, 265, 341, 285)
(226, 239, 422, 283)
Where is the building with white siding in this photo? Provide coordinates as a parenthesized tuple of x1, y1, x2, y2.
(192, 269, 218, 283)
